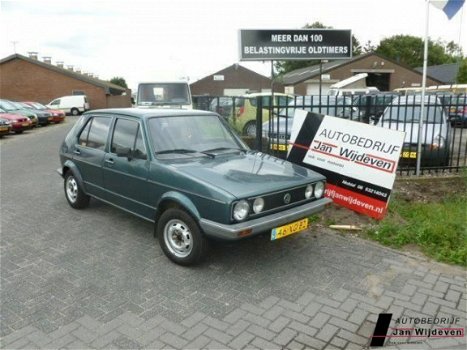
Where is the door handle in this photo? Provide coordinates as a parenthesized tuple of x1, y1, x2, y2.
(73, 149, 81, 155)
(105, 158, 115, 165)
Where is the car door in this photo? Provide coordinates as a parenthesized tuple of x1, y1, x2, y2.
(102, 117, 153, 219)
(73, 115, 112, 198)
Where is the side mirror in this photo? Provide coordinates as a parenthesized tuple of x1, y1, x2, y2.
(116, 147, 132, 159)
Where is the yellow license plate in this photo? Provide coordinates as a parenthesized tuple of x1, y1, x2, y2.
(270, 144, 288, 151)
(0, 126, 8, 131)
(401, 151, 417, 159)
(271, 218, 309, 240)
(22, 123, 29, 127)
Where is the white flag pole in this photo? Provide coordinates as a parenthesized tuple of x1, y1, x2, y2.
(416, 0, 430, 176)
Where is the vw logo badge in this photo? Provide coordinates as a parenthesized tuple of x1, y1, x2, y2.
(283, 193, 291, 204)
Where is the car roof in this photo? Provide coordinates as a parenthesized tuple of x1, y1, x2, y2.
(86, 108, 218, 120)
(243, 92, 292, 97)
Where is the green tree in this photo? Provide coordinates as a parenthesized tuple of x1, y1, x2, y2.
(457, 58, 467, 83)
(375, 35, 459, 68)
(109, 76, 128, 89)
(274, 22, 362, 75)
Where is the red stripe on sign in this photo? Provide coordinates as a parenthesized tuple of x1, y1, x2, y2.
(324, 183, 388, 220)
(288, 142, 310, 151)
(313, 140, 338, 148)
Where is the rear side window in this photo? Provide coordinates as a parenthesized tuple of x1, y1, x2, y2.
(78, 116, 111, 150)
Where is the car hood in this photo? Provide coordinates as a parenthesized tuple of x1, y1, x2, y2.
(378, 122, 448, 144)
(165, 151, 324, 199)
(263, 116, 293, 137)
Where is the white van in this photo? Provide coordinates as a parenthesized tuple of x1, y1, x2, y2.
(47, 95, 90, 116)
(136, 82, 192, 109)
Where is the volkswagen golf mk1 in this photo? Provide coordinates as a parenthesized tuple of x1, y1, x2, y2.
(58, 108, 331, 265)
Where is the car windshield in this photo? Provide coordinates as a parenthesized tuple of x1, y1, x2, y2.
(30, 102, 46, 109)
(0, 100, 18, 111)
(148, 115, 245, 156)
(10, 101, 25, 109)
(381, 105, 444, 124)
(137, 83, 191, 106)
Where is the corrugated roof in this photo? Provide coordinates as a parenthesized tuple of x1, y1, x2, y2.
(0, 54, 127, 94)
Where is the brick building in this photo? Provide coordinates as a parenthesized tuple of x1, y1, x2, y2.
(0, 53, 131, 109)
(190, 63, 284, 96)
(281, 52, 443, 95)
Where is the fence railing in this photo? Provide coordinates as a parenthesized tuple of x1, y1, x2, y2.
(193, 94, 467, 176)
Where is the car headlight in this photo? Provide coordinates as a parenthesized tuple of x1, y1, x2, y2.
(314, 182, 325, 199)
(305, 184, 313, 199)
(252, 197, 264, 214)
(233, 200, 250, 221)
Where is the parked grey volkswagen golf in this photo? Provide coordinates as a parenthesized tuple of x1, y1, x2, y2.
(58, 108, 331, 265)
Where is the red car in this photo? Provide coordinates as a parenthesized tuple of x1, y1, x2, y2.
(23, 101, 66, 123)
(0, 117, 11, 137)
(0, 108, 32, 133)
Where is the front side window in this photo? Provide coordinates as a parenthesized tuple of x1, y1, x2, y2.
(111, 118, 147, 159)
(50, 99, 60, 106)
(111, 119, 139, 154)
(78, 116, 111, 150)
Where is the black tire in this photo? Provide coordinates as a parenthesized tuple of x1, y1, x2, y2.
(14, 130, 23, 134)
(64, 171, 90, 209)
(243, 121, 257, 137)
(156, 208, 208, 266)
(71, 108, 80, 116)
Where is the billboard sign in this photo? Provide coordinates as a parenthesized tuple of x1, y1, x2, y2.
(239, 29, 352, 61)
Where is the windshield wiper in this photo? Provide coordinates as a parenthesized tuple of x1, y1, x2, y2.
(155, 149, 214, 158)
(202, 147, 246, 155)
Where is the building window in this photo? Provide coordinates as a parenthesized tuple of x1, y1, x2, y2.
(72, 90, 86, 95)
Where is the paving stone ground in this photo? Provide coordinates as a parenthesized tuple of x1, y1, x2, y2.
(1, 119, 466, 349)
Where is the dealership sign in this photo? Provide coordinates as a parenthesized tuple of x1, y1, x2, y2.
(287, 111, 405, 219)
(239, 29, 352, 61)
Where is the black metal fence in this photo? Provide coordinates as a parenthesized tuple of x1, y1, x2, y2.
(193, 93, 467, 176)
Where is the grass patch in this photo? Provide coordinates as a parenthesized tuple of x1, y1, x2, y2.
(366, 192, 467, 267)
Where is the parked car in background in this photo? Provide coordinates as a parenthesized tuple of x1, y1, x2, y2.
(23, 101, 66, 123)
(0, 108, 32, 134)
(0, 99, 38, 127)
(228, 93, 294, 137)
(353, 92, 400, 124)
(15, 102, 52, 126)
(208, 96, 235, 119)
(58, 108, 330, 265)
(446, 95, 467, 127)
(0, 117, 12, 137)
(47, 95, 89, 116)
(377, 95, 450, 166)
(263, 96, 360, 152)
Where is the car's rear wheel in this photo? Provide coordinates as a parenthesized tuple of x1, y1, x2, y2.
(243, 121, 257, 137)
(157, 208, 207, 266)
(64, 171, 90, 209)
(14, 130, 23, 134)
(71, 108, 80, 116)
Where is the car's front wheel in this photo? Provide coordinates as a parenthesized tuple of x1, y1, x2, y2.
(157, 208, 207, 266)
(71, 108, 80, 116)
(64, 171, 90, 209)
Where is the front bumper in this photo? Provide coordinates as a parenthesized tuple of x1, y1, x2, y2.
(199, 197, 332, 241)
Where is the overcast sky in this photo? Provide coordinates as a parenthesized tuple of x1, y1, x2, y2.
(1, 0, 466, 90)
